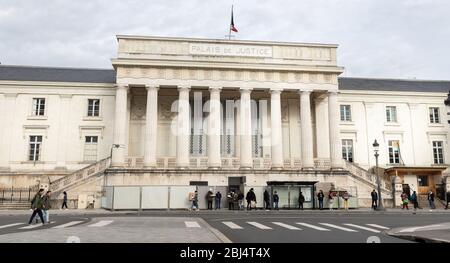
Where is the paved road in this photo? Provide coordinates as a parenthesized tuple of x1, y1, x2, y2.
(0, 211, 448, 243)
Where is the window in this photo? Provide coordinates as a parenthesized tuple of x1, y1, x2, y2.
(429, 107, 440, 124)
(87, 99, 100, 117)
(418, 175, 429, 187)
(342, 139, 353, 162)
(432, 141, 444, 164)
(32, 98, 45, 116)
(29, 136, 42, 161)
(84, 136, 98, 161)
(386, 106, 397, 123)
(388, 140, 400, 164)
(340, 105, 352, 122)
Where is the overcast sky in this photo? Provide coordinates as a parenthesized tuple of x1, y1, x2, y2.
(0, 0, 449, 79)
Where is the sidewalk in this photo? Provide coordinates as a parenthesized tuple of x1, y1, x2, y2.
(1, 207, 449, 216)
(387, 222, 450, 243)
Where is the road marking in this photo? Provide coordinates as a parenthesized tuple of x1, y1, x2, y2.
(343, 224, 380, 233)
(20, 223, 46, 229)
(222, 221, 243, 229)
(319, 223, 358, 232)
(185, 221, 201, 228)
(52, 221, 84, 229)
(272, 222, 301, 230)
(0, 223, 24, 229)
(87, 220, 114, 227)
(366, 224, 390, 230)
(296, 222, 330, 231)
(247, 222, 272, 230)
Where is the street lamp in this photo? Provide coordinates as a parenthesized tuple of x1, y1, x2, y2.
(372, 139, 384, 210)
(110, 144, 121, 159)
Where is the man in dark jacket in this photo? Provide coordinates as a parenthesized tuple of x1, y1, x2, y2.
(371, 190, 378, 210)
(428, 190, 436, 209)
(215, 191, 222, 210)
(42, 191, 52, 224)
(206, 189, 214, 210)
(28, 189, 45, 225)
(273, 191, 279, 210)
(446, 191, 450, 209)
(263, 190, 270, 210)
(317, 190, 325, 210)
(298, 191, 305, 210)
(246, 188, 256, 210)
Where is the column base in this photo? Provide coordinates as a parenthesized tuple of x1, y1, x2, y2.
(271, 166, 284, 170)
(302, 167, 314, 171)
(239, 166, 253, 170)
(54, 166, 67, 171)
(143, 164, 157, 169)
(111, 162, 127, 168)
(208, 165, 222, 170)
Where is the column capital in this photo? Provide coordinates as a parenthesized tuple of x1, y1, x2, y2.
(327, 90, 339, 95)
(240, 87, 253, 94)
(298, 89, 313, 95)
(177, 85, 190, 92)
(270, 88, 283, 95)
(145, 85, 159, 91)
(209, 86, 222, 93)
(115, 84, 129, 90)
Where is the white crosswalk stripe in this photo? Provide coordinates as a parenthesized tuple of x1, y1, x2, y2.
(343, 224, 380, 233)
(52, 221, 84, 229)
(319, 223, 358, 232)
(272, 222, 301, 230)
(296, 222, 331, 231)
(366, 224, 390, 230)
(0, 223, 24, 229)
(20, 223, 53, 229)
(247, 222, 273, 230)
(223, 221, 243, 229)
(87, 220, 114, 227)
(185, 221, 201, 228)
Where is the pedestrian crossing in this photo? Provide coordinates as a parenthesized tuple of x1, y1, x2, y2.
(218, 221, 391, 233)
(0, 219, 392, 234)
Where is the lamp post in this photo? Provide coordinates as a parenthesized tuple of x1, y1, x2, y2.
(372, 139, 384, 210)
(110, 144, 121, 160)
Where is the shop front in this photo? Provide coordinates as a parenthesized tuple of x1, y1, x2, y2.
(266, 181, 317, 209)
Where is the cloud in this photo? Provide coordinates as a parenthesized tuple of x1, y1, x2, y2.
(0, 0, 448, 79)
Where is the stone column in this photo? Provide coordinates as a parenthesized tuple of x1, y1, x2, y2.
(177, 86, 190, 168)
(208, 87, 222, 168)
(328, 90, 342, 168)
(240, 88, 253, 168)
(55, 94, 72, 169)
(111, 84, 129, 167)
(270, 89, 284, 168)
(299, 90, 314, 169)
(143, 85, 159, 168)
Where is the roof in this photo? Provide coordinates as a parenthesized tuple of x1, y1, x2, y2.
(0, 65, 116, 83)
(339, 77, 450, 93)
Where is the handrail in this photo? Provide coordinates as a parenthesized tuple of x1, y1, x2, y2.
(49, 157, 111, 195)
(344, 160, 391, 192)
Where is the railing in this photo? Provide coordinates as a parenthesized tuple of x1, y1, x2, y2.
(314, 158, 332, 170)
(49, 157, 111, 195)
(344, 160, 391, 192)
(0, 187, 34, 203)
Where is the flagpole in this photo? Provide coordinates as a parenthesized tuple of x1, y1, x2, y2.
(228, 5, 233, 40)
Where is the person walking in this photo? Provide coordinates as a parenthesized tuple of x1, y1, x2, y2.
(28, 189, 45, 226)
(42, 190, 52, 224)
(428, 190, 436, 210)
(263, 190, 270, 210)
(246, 188, 256, 211)
(273, 191, 279, 210)
(371, 189, 378, 210)
(61, 191, 68, 210)
(215, 191, 222, 210)
(317, 190, 324, 210)
(190, 190, 199, 211)
(401, 192, 409, 210)
(410, 191, 419, 211)
(298, 191, 305, 210)
(206, 189, 214, 210)
(446, 190, 450, 210)
(328, 192, 335, 210)
(227, 191, 235, 210)
(342, 191, 350, 211)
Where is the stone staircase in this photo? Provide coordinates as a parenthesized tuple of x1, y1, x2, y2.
(417, 194, 447, 209)
(49, 157, 111, 198)
(344, 160, 392, 195)
(0, 201, 31, 210)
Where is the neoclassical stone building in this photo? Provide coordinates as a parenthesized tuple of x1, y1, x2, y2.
(0, 35, 449, 209)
